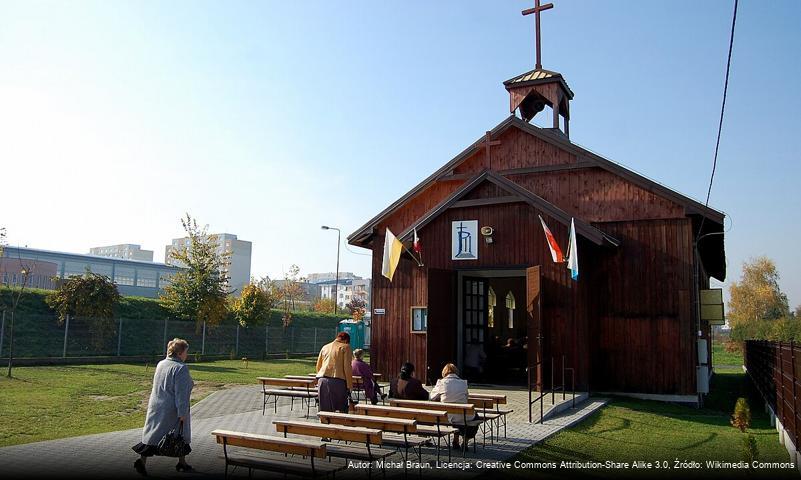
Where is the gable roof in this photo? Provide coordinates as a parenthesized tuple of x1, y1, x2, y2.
(394, 169, 619, 248)
(348, 115, 724, 246)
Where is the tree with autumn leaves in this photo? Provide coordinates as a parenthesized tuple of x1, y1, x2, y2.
(231, 277, 278, 327)
(160, 214, 231, 330)
(729, 256, 798, 341)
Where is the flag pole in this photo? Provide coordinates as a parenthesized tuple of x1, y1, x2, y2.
(403, 244, 424, 267)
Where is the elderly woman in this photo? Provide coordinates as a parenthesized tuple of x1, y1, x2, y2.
(132, 338, 195, 476)
(351, 348, 384, 404)
(315, 332, 353, 412)
(430, 363, 478, 451)
(389, 362, 429, 400)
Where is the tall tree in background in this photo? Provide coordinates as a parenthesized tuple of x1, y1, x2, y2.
(728, 256, 790, 328)
(161, 214, 231, 330)
(46, 272, 121, 350)
(232, 277, 277, 328)
(728, 256, 795, 342)
(279, 265, 305, 327)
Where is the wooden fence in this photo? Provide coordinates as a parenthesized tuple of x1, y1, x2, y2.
(744, 340, 801, 455)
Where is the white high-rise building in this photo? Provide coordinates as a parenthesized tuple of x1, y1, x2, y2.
(165, 233, 252, 295)
(89, 244, 154, 262)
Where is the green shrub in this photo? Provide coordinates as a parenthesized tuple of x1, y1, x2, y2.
(742, 433, 758, 464)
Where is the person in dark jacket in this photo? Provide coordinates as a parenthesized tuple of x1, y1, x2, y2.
(389, 362, 429, 400)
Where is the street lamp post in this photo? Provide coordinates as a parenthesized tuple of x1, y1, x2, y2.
(321, 226, 341, 315)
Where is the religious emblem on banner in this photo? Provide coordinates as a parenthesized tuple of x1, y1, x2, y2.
(452, 220, 478, 260)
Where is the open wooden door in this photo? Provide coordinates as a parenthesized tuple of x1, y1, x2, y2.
(526, 266, 542, 393)
(426, 268, 457, 385)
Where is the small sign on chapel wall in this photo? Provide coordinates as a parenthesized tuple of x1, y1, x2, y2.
(452, 220, 479, 260)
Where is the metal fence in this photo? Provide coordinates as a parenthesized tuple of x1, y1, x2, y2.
(744, 340, 801, 455)
(0, 312, 338, 359)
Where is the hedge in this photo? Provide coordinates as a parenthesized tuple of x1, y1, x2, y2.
(0, 288, 349, 327)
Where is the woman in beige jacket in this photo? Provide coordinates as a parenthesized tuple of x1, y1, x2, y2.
(315, 332, 354, 412)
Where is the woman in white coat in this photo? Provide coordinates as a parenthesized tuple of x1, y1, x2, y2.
(429, 363, 479, 451)
(132, 338, 195, 476)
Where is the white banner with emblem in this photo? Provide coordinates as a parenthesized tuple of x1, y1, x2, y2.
(452, 220, 478, 260)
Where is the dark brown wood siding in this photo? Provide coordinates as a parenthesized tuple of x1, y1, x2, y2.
(403, 201, 591, 390)
(366, 126, 701, 396)
(589, 218, 696, 394)
(370, 251, 427, 382)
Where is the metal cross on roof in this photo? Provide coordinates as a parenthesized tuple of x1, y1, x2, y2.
(522, 0, 554, 70)
(476, 131, 501, 170)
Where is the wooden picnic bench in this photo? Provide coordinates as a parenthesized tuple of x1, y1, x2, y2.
(469, 394, 513, 438)
(351, 375, 387, 403)
(468, 397, 501, 445)
(388, 399, 481, 454)
(307, 372, 383, 380)
(354, 404, 458, 461)
(317, 411, 428, 465)
(273, 420, 396, 477)
(211, 429, 346, 479)
(258, 377, 318, 417)
(285, 375, 319, 383)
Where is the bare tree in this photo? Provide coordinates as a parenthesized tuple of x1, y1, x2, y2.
(1, 230, 35, 378)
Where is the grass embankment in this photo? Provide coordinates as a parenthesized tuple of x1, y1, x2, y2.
(507, 367, 793, 479)
(0, 357, 318, 447)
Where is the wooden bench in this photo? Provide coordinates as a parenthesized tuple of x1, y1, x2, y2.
(469, 393, 513, 438)
(211, 429, 346, 479)
(285, 375, 319, 384)
(317, 411, 428, 465)
(347, 374, 386, 403)
(273, 420, 395, 474)
(354, 404, 457, 461)
(258, 377, 318, 417)
(389, 399, 481, 454)
(468, 397, 501, 445)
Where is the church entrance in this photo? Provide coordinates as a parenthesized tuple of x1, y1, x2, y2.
(460, 273, 528, 385)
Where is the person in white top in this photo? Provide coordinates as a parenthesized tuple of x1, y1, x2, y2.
(429, 363, 479, 450)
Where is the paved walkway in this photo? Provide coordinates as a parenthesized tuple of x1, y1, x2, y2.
(0, 384, 606, 479)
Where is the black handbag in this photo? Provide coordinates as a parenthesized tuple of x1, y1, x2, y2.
(157, 420, 191, 457)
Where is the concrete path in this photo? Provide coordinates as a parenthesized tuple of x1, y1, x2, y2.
(0, 385, 606, 479)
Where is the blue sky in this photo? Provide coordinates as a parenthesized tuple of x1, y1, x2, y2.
(1, 1, 799, 308)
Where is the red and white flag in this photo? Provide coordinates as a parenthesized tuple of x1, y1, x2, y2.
(413, 227, 422, 254)
(538, 215, 564, 263)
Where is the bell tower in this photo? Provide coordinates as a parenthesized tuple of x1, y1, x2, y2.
(504, 0, 573, 137)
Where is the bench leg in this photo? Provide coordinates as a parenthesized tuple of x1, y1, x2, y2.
(448, 434, 452, 462)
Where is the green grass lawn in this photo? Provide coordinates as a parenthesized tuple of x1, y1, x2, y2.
(712, 339, 744, 367)
(0, 357, 318, 447)
(505, 367, 794, 479)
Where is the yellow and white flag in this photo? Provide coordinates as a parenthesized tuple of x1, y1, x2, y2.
(381, 228, 404, 281)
